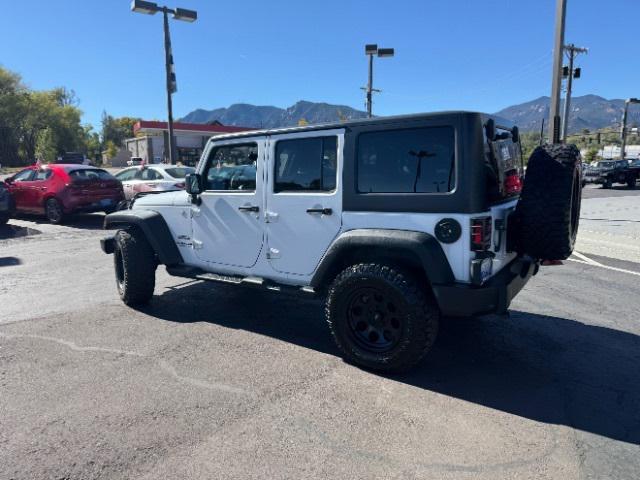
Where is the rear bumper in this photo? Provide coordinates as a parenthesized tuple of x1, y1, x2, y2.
(64, 195, 123, 213)
(432, 257, 537, 317)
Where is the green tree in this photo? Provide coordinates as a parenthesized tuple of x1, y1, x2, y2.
(584, 147, 599, 163)
(35, 127, 57, 163)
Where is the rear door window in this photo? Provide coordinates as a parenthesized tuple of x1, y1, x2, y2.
(115, 169, 137, 181)
(357, 127, 455, 193)
(274, 136, 337, 192)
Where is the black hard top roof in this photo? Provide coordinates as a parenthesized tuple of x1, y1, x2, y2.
(205, 111, 493, 143)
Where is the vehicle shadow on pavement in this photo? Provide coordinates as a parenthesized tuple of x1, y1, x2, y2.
(11, 213, 105, 230)
(0, 224, 41, 240)
(145, 283, 640, 445)
(0, 256, 22, 267)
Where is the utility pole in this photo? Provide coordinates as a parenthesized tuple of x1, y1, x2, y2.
(560, 44, 587, 141)
(549, 0, 567, 144)
(362, 44, 394, 118)
(620, 98, 640, 159)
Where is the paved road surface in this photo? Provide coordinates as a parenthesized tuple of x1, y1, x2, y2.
(1, 197, 639, 479)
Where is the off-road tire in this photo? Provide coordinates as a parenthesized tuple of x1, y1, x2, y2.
(326, 263, 439, 373)
(603, 177, 613, 189)
(45, 198, 65, 224)
(515, 144, 582, 260)
(114, 228, 156, 306)
(627, 176, 636, 189)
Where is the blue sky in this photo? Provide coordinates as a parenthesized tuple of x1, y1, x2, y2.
(1, 0, 638, 129)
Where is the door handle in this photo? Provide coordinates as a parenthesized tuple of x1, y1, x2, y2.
(238, 205, 259, 212)
(306, 207, 332, 215)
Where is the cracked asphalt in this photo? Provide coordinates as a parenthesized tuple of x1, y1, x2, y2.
(1, 189, 639, 479)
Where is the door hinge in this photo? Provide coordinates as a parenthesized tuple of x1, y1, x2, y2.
(266, 247, 281, 259)
(192, 239, 204, 250)
(264, 211, 279, 223)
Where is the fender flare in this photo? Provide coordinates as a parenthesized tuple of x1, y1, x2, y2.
(103, 209, 183, 266)
(310, 229, 455, 289)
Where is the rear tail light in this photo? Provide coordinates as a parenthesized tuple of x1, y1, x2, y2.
(471, 217, 492, 252)
(504, 170, 523, 195)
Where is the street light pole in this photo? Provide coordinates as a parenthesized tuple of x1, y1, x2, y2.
(130, 0, 197, 164)
(366, 53, 374, 118)
(363, 44, 394, 118)
(162, 7, 177, 164)
(549, 0, 567, 144)
(620, 98, 640, 160)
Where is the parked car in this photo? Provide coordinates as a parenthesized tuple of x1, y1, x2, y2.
(114, 164, 195, 200)
(4, 164, 124, 223)
(0, 180, 15, 225)
(55, 152, 89, 165)
(589, 159, 640, 189)
(127, 157, 144, 166)
(101, 112, 581, 373)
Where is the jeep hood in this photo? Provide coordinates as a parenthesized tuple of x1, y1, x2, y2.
(132, 190, 190, 208)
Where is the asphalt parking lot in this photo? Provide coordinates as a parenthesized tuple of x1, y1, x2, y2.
(1, 185, 639, 479)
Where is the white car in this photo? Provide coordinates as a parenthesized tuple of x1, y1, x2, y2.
(114, 164, 196, 200)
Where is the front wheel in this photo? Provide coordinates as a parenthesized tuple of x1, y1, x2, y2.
(114, 228, 156, 305)
(603, 178, 613, 189)
(326, 263, 439, 373)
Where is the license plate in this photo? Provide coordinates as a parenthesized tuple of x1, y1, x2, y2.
(481, 259, 493, 281)
(100, 199, 113, 207)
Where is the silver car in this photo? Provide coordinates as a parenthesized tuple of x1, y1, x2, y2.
(114, 164, 196, 200)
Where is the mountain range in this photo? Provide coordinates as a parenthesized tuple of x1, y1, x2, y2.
(180, 95, 640, 134)
(181, 100, 368, 129)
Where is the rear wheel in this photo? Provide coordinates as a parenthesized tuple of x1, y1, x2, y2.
(326, 263, 439, 373)
(627, 176, 637, 189)
(45, 198, 64, 224)
(114, 228, 156, 305)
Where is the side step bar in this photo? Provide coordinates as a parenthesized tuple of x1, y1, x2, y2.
(165, 265, 317, 296)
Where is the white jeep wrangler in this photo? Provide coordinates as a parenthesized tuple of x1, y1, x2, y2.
(101, 112, 582, 372)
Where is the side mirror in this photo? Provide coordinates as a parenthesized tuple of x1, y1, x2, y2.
(484, 119, 496, 142)
(185, 173, 203, 204)
(511, 126, 520, 144)
(4, 176, 13, 184)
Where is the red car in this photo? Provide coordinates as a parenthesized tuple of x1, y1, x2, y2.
(5, 164, 124, 223)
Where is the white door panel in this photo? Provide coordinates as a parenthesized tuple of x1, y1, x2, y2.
(265, 130, 343, 276)
(192, 138, 265, 268)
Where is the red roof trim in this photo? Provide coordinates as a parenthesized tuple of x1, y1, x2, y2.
(133, 120, 253, 134)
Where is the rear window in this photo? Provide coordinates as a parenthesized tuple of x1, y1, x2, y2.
(165, 167, 195, 179)
(357, 126, 455, 193)
(69, 169, 115, 181)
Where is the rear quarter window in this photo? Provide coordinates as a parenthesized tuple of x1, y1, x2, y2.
(356, 126, 455, 193)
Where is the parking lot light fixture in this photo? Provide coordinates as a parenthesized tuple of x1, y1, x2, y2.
(131, 0, 160, 15)
(173, 7, 197, 22)
(130, 0, 197, 164)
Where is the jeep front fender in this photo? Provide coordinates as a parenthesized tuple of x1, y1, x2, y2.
(310, 229, 455, 289)
(103, 209, 183, 266)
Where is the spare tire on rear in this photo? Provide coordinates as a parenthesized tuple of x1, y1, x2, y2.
(514, 144, 582, 260)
